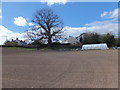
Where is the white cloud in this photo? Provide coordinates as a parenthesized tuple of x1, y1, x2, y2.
(64, 18, 118, 37)
(28, 22, 34, 26)
(101, 11, 108, 17)
(41, 0, 68, 5)
(85, 21, 118, 34)
(63, 27, 87, 37)
(101, 8, 118, 19)
(0, 25, 26, 45)
(64, 21, 118, 37)
(13, 17, 28, 26)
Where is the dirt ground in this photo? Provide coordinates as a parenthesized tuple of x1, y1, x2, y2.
(2, 48, 118, 88)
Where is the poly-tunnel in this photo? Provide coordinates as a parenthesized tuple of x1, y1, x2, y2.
(81, 43, 108, 50)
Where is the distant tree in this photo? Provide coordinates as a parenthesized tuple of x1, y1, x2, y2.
(27, 8, 64, 48)
(82, 32, 101, 44)
(115, 38, 120, 47)
(77, 33, 86, 44)
(102, 33, 116, 47)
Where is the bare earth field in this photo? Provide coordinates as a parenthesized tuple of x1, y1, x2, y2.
(2, 48, 118, 88)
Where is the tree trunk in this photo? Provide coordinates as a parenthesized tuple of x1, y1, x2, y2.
(48, 37, 52, 48)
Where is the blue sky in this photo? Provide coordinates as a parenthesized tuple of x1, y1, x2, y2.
(0, 2, 118, 44)
(2, 2, 117, 32)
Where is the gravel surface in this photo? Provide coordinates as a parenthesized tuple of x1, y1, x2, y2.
(2, 48, 118, 88)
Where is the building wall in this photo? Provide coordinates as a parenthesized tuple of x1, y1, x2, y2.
(5, 42, 17, 46)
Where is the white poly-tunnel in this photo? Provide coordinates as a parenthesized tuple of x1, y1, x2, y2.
(81, 43, 108, 50)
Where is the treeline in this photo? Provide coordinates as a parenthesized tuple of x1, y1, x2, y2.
(82, 33, 120, 47)
(31, 32, 120, 48)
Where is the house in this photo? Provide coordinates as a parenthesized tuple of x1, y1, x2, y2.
(4, 38, 27, 46)
(4, 40, 17, 46)
(61, 33, 86, 45)
(62, 36, 81, 45)
(15, 38, 27, 46)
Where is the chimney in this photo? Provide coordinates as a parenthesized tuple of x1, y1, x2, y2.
(12, 39, 14, 42)
(16, 38, 19, 40)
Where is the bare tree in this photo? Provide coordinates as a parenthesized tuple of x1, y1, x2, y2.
(27, 8, 64, 47)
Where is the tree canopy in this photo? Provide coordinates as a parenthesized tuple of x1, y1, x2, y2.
(27, 8, 64, 48)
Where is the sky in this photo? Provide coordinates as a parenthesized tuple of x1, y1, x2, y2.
(0, 1, 119, 45)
